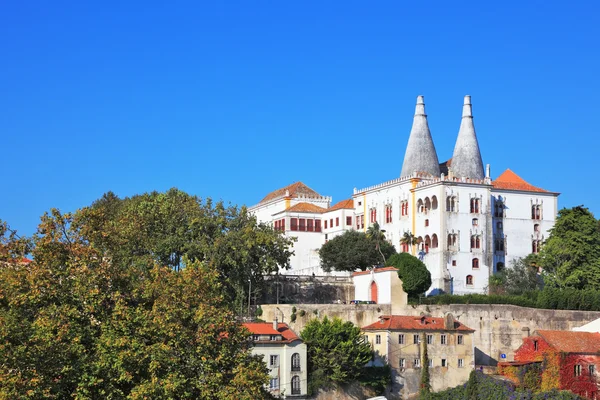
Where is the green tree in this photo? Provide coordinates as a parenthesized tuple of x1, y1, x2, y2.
(76, 188, 294, 308)
(497, 255, 542, 295)
(319, 230, 396, 272)
(300, 317, 373, 393)
(419, 332, 431, 398)
(387, 253, 432, 298)
(539, 206, 600, 289)
(465, 370, 478, 400)
(0, 204, 276, 399)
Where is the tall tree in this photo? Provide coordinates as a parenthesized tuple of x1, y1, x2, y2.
(539, 206, 600, 289)
(0, 202, 278, 399)
(319, 230, 396, 272)
(400, 231, 419, 253)
(419, 331, 431, 398)
(366, 222, 387, 265)
(387, 253, 432, 298)
(301, 317, 373, 394)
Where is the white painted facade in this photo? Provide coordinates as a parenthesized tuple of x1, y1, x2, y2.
(249, 96, 559, 295)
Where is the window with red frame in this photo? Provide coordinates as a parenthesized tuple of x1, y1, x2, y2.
(346, 216, 352, 226)
(336, 217, 339, 227)
(290, 218, 298, 231)
(315, 220, 322, 232)
(370, 208, 377, 223)
(307, 219, 314, 232)
(385, 205, 393, 223)
(299, 218, 306, 231)
(324, 220, 328, 229)
(472, 258, 479, 269)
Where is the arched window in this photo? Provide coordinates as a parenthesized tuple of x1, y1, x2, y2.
(532, 240, 541, 254)
(470, 198, 480, 213)
(466, 275, 473, 286)
(496, 262, 505, 272)
(446, 196, 451, 211)
(291, 376, 301, 395)
(417, 236, 424, 251)
(534, 224, 540, 233)
(431, 234, 438, 248)
(431, 196, 438, 210)
(424, 235, 431, 253)
(370, 281, 378, 303)
(472, 258, 479, 269)
(447, 234, 452, 247)
(291, 353, 301, 371)
(417, 199, 424, 213)
(497, 222, 503, 230)
(425, 197, 431, 211)
(472, 218, 478, 226)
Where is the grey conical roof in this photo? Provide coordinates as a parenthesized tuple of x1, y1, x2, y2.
(450, 95, 484, 179)
(400, 95, 440, 178)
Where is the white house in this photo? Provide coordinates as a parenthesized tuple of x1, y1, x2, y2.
(249, 95, 559, 295)
(243, 320, 308, 398)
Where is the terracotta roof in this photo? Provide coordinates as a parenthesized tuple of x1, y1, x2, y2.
(362, 315, 475, 332)
(492, 169, 548, 193)
(260, 182, 321, 204)
(328, 199, 354, 211)
(352, 266, 398, 277)
(243, 322, 301, 343)
(535, 330, 600, 354)
(284, 202, 327, 214)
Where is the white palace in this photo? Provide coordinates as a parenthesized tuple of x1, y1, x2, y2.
(249, 96, 559, 294)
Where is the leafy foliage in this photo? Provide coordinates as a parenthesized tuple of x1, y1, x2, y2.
(430, 371, 583, 400)
(492, 255, 543, 295)
(387, 253, 432, 298)
(300, 317, 374, 393)
(0, 197, 279, 399)
(540, 206, 600, 290)
(420, 332, 431, 398)
(318, 230, 396, 272)
(76, 189, 294, 308)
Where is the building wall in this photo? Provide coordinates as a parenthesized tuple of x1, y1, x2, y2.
(363, 328, 474, 397)
(250, 340, 308, 398)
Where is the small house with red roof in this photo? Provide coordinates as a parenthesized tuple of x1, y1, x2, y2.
(362, 314, 475, 396)
(499, 330, 600, 399)
(243, 319, 307, 398)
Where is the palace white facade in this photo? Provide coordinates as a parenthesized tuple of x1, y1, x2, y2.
(249, 95, 559, 294)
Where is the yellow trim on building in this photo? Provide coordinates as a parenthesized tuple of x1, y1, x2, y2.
(410, 178, 419, 256)
(285, 198, 290, 209)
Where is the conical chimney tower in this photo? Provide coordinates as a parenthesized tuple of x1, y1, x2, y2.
(450, 95, 484, 179)
(400, 96, 440, 178)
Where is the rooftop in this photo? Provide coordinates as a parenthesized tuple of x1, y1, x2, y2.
(352, 266, 398, 277)
(492, 169, 549, 193)
(362, 315, 474, 332)
(535, 330, 600, 354)
(243, 322, 301, 343)
(328, 199, 354, 211)
(259, 182, 322, 204)
(275, 202, 328, 214)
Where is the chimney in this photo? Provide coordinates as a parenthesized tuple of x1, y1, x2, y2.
(273, 317, 278, 331)
(486, 164, 490, 179)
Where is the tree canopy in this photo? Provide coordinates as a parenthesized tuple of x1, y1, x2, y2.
(318, 230, 396, 272)
(492, 255, 542, 295)
(539, 206, 600, 290)
(387, 252, 432, 298)
(300, 317, 374, 393)
(0, 189, 291, 399)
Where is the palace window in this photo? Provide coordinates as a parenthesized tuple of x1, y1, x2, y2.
(425, 219, 429, 227)
(494, 200, 504, 218)
(534, 224, 540, 232)
(315, 220, 322, 232)
(299, 219, 306, 231)
(497, 221, 503, 230)
(446, 196, 457, 212)
(324, 220, 328, 229)
(330, 218, 333, 228)
(401, 201, 409, 216)
(532, 240, 542, 254)
(496, 262, 505, 272)
(472, 258, 479, 269)
(290, 218, 298, 231)
(401, 242, 409, 253)
(448, 233, 458, 249)
(346, 216, 352, 226)
(495, 238, 505, 252)
(470, 197, 480, 214)
(532, 205, 542, 220)
(426, 334, 433, 345)
(376, 335, 381, 344)
(472, 218, 478, 226)
(307, 219, 314, 232)
(431, 234, 438, 249)
(458, 335, 464, 345)
(385, 204, 393, 223)
(458, 359, 464, 368)
(398, 334, 405, 344)
(413, 334, 420, 344)
(441, 334, 447, 345)
(399, 358, 406, 368)
(336, 217, 339, 227)
(424, 235, 431, 253)
(466, 275, 474, 286)
(414, 358, 421, 368)
(370, 208, 377, 223)
(470, 235, 481, 250)
(356, 215, 364, 230)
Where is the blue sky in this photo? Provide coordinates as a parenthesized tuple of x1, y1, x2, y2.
(2, 1, 600, 236)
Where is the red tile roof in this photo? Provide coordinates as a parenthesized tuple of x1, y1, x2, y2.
(535, 330, 600, 354)
(260, 182, 321, 204)
(243, 322, 301, 343)
(492, 169, 548, 193)
(352, 266, 398, 277)
(362, 315, 474, 332)
(284, 202, 328, 214)
(328, 199, 354, 211)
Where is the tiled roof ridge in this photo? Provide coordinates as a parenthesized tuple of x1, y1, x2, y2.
(243, 322, 301, 342)
(361, 314, 474, 332)
(259, 182, 323, 204)
(328, 199, 354, 211)
(285, 202, 328, 214)
(352, 266, 398, 276)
